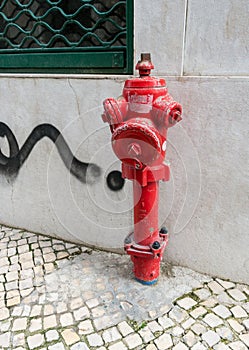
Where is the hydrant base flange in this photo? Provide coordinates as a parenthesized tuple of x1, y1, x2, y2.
(124, 231, 168, 284)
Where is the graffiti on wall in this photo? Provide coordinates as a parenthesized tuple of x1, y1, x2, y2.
(0, 122, 101, 183)
(0, 122, 125, 190)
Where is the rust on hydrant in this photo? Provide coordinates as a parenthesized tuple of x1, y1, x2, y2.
(102, 53, 183, 285)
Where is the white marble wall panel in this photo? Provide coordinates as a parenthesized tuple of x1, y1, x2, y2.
(164, 76, 249, 283)
(135, 0, 186, 75)
(184, 0, 249, 75)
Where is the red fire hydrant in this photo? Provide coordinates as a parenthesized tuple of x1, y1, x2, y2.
(102, 53, 182, 285)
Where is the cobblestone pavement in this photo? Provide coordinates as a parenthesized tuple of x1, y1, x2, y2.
(0, 225, 249, 350)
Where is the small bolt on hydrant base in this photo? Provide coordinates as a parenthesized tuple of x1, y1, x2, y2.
(102, 53, 182, 285)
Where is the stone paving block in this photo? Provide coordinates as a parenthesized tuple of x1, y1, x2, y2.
(239, 333, 249, 347)
(70, 297, 84, 310)
(85, 298, 99, 309)
(124, 333, 143, 349)
(46, 330, 59, 342)
(138, 326, 155, 343)
(230, 305, 248, 318)
(74, 307, 90, 321)
(172, 325, 185, 336)
(183, 330, 198, 347)
(87, 333, 104, 347)
(213, 344, 230, 350)
(30, 305, 42, 317)
(94, 315, 117, 331)
(60, 312, 74, 327)
(7, 247, 17, 257)
(6, 289, 19, 299)
(217, 292, 236, 306)
(0, 309, 10, 322)
(117, 321, 134, 337)
(181, 317, 196, 330)
(44, 314, 57, 329)
(48, 343, 66, 350)
(227, 288, 247, 301)
(56, 301, 68, 314)
(27, 333, 45, 349)
(169, 306, 188, 323)
(227, 319, 245, 333)
(215, 279, 235, 290)
(19, 252, 33, 264)
(5, 280, 18, 291)
(212, 305, 231, 319)
(78, 321, 94, 337)
(12, 332, 25, 347)
(12, 317, 28, 332)
(0, 320, 11, 332)
(102, 326, 122, 343)
(202, 313, 223, 327)
(0, 332, 10, 348)
(207, 281, 224, 295)
(154, 333, 173, 350)
(44, 304, 54, 316)
(191, 342, 207, 350)
(70, 342, 90, 350)
(43, 253, 56, 263)
(147, 320, 163, 333)
(145, 345, 157, 350)
(202, 330, 220, 347)
(172, 342, 188, 350)
(61, 329, 80, 346)
(242, 319, 249, 330)
(243, 302, 249, 313)
(91, 305, 105, 318)
(190, 306, 207, 319)
(19, 278, 33, 290)
(0, 266, 9, 274)
(108, 341, 128, 350)
(229, 341, 248, 350)
(29, 318, 42, 332)
(7, 295, 20, 307)
(158, 315, 175, 329)
(6, 270, 18, 282)
(216, 326, 234, 341)
(22, 304, 31, 317)
(17, 245, 29, 254)
(201, 297, 219, 308)
(177, 297, 197, 310)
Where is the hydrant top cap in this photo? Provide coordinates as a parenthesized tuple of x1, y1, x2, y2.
(124, 76, 166, 89)
(124, 52, 166, 89)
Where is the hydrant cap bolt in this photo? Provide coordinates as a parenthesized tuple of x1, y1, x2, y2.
(152, 241, 160, 250)
(160, 227, 168, 234)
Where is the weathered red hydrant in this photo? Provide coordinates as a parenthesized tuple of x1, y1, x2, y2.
(102, 53, 182, 285)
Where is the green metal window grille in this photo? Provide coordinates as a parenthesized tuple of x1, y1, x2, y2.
(0, 0, 133, 73)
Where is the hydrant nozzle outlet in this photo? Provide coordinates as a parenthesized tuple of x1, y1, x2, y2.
(102, 53, 182, 285)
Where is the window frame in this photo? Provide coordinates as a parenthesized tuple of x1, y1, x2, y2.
(0, 0, 134, 74)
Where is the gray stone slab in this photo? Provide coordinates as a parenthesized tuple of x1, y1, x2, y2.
(184, 0, 249, 75)
(163, 76, 249, 284)
(135, 0, 186, 75)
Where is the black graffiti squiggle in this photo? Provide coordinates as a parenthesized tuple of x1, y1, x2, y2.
(0, 122, 101, 183)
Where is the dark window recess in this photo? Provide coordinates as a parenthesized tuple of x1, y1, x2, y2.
(0, 0, 133, 73)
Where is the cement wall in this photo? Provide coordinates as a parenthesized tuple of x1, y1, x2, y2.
(0, 0, 248, 284)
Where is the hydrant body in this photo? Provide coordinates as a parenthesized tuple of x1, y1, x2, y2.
(102, 53, 182, 284)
